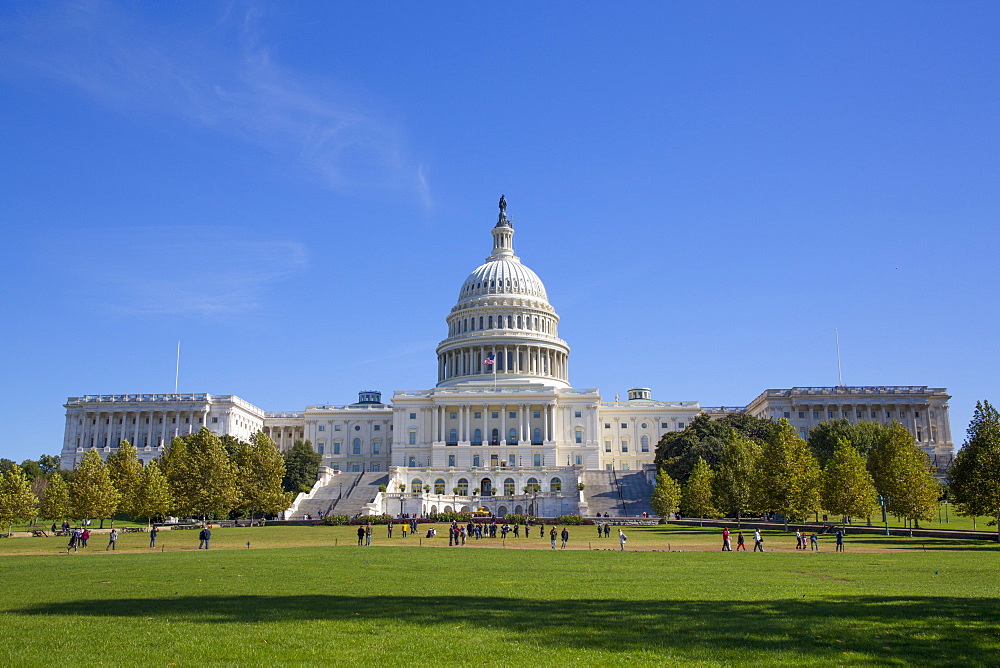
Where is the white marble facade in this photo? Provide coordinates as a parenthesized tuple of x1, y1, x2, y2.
(61, 200, 956, 509)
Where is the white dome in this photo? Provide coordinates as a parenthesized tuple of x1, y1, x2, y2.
(457, 258, 549, 305)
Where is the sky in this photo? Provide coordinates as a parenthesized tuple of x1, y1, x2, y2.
(1, 1, 998, 465)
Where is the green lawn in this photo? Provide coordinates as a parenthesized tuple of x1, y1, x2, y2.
(0, 525, 997, 665)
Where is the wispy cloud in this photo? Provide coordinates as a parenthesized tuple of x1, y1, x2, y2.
(53, 227, 308, 316)
(1, 0, 430, 200)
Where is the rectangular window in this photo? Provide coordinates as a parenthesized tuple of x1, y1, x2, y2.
(605, 440, 612, 452)
(533, 454, 541, 466)
(915, 411, 920, 418)
(606, 464, 613, 471)
(352, 442, 361, 455)
(813, 412, 819, 419)
(575, 455, 583, 465)
(575, 411, 582, 418)
(533, 412, 540, 418)
(857, 412, 862, 418)
(351, 464, 360, 472)
(509, 412, 516, 419)
(318, 425, 325, 431)
(842, 411, 849, 418)
(661, 422, 668, 429)
(783, 412, 790, 418)
(318, 444, 325, 454)
(798, 412, 805, 419)
(448, 454, 456, 467)
(333, 442, 341, 455)
(677, 422, 685, 429)
(408, 432, 416, 445)
(621, 440, 628, 452)
(620, 423, 627, 429)
(372, 464, 380, 472)
(450, 413, 457, 419)
(374, 425, 380, 431)
(827, 412, 833, 419)
(605, 423, 611, 429)
(335, 425, 341, 431)
(212, 417, 218, 423)
(575, 430, 583, 444)
(886, 411, 891, 418)
(508, 455, 515, 466)
(622, 463, 630, 471)
(373, 441, 381, 455)
(474, 412, 481, 419)
(410, 413, 417, 419)
(871, 411, 877, 418)
(492, 412, 499, 419)
(473, 455, 481, 467)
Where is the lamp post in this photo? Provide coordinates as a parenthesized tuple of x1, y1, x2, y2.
(878, 494, 890, 536)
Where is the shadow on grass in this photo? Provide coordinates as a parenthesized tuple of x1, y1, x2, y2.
(14, 594, 999, 663)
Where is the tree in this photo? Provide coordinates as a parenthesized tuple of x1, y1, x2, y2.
(868, 421, 939, 527)
(822, 441, 878, 522)
(681, 457, 718, 523)
(655, 413, 778, 484)
(38, 454, 61, 475)
(70, 450, 120, 527)
(232, 432, 292, 520)
(808, 419, 886, 465)
(759, 419, 822, 528)
(714, 431, 763, 525)
(40, 472, 73, 523)
(135, 460, 173, 525)
(18, 459, 44, 480)
(162, 428, 240, 519)
(650, 468, 682, 518)
(0, 467, 38, 532)
(0, 459, 16, 474)
(282, 440, 321, 493)
(106, 440, 143, 521)
(948, 400, 1000, 541)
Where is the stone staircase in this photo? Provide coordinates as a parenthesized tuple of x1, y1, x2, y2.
(615, 471, 655, 517)
(291, 472, 355, 520)
(582, 470, 625, 516)
(329, 472, 391, 517)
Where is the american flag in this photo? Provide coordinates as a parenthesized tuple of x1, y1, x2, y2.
(482, 354, 495, 365)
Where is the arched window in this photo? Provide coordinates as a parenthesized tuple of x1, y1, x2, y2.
(550, 477, 562, 492)
(641, 435, 650, 452)
(491, 428, 499, 445)
(489, 316, 494, 329)
(448, 429, 457, 445)
(479, 316, 484, 329)
(463, 319, 467, 332)
(525, 477, 540, 493)
(517, 315, 522, 328)
(352, 438, 361, 454)
(457, 478, 469, 495)
(533, 427, 541, 445)
(504, 478, 516, 495)
(434, 478, 445, 494)
(473, 454, 480, 467)
(480, 478, 493, 495)
(411, 478, 423, 490)
(470, 319, 475, 331)
(508, 428, 517, 444)
(473, 428, 482, 445)
(507, 315, 512, 328)
(498, 315, 504, 329)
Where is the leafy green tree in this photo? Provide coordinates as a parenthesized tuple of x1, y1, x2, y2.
(136, 460, 173, 525)
(760, 419, 822, 528)
(162, 428, 240, 519)
(282, 440, 321, 493)
(38, 454, 61, 475)
(868, 421, 939, 526)
(808, 419, 886, 465)
(106, 440, 143, 520)
(18, 459, 44, 480)
(0, 467, 38, 532)
(822, 441, 878, 521)
(40, 472, 73, 522)
(0, 459, 16, 474)
(681, 457, 718, 522)
(232, 432, 292, 520)
(650, 468, 682, 518)
(70, 450, 120, 527)
(714, 431, 763, 524)
(948, 400, 1000, 541)
(655, 413, 777, 484)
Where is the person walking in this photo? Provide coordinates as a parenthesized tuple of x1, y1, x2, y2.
(604, 523, 611, 538)
(753, 529, 765, 552)
(81, 528, 90, 548)
(722, 527, 731, 551)
(357, 525, 365, 546)
(106, 529, 118, 551)
(560, 527, 569, 549)
(550, 527, 557, 549)
(539, 524, 544, 539)
(198, 526, 211, 549)
(809, 533, 819, 551)
(597, 524, 603, 539)
(401, 522, 407, 538)
(365, 523, 372, 546)
(836, 529, 845, 552)
(67, 530, 78, 553)
(149, 526, 158, 548)
(795, 530, 803, 550)
(618, 529, 628, 551)
(736, 531, 747, 551)
(387, 521, 393, 538)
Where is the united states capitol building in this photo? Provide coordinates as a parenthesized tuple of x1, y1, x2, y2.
(61, 199, 955, 517)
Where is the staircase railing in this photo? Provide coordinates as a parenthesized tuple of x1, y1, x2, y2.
(610, 469, 628, 516)
(330, 473, 364, 514)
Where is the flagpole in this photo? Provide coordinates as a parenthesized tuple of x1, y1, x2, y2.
(835, 328, 843, 387)
(493, 352, 497, 389)
(174, 340, 181, 394)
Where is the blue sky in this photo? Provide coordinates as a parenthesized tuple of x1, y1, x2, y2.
(1, 2, 997, 464)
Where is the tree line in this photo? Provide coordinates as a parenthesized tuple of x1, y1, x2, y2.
(0, 428, 324, 531)
(649, 413, 941, 529)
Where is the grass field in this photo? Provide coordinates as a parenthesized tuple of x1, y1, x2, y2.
(1, 525, 998, 665)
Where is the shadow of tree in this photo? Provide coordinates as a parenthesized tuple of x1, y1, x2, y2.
(14, 594, 999, 663)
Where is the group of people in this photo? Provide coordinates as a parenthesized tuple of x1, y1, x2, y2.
(720, 527, 845, 552)
(64, 527, 119, 552)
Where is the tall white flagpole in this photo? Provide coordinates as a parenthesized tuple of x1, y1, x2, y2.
(835, 328, 843, 387)
(493, 352, 497, 389)
(174, 340, 181, 394)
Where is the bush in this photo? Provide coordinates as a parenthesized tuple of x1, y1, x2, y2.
(504, 514, 533, 525)
(348, 514, 395, 525)
(551, 514, 593, 525)
(317, 515, 351, 526)
(427, 512, 472, 523)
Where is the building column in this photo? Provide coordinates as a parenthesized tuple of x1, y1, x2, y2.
(500, 404, 507, 444)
